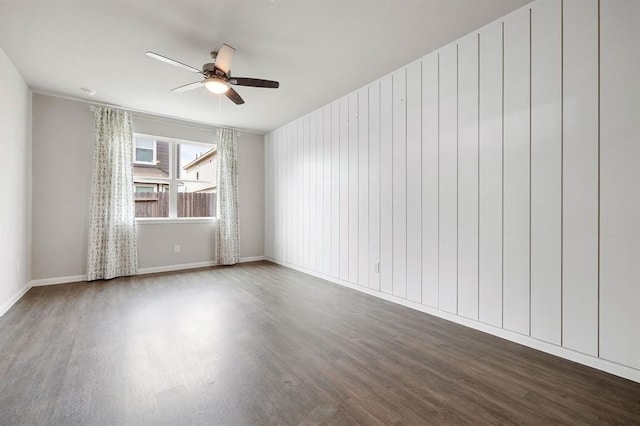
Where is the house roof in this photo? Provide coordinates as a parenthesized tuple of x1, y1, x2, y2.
(0, 0, 533, 133)
(133, 166, 169, 179)
(183, 147, 217, 171)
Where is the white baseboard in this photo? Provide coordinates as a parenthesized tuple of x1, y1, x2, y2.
(136, 261, 217, 275)
(28, 258, 265, 288)
(30, 274, 87, 287)
(265, 257, 640, 384)
(0, 282, 31, 317)
(239, 256, 266, 263)
(3, 256, 257, 317)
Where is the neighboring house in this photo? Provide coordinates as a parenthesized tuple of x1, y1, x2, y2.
(182, 146, 217, 193)
(133, 138, 170, 193)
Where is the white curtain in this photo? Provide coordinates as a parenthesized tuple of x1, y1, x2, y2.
(86, 107, 138, 280)
(216, 128, 240, 265)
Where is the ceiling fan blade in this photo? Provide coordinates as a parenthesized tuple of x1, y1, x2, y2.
(145, 51, 203, 74)
(224, 87, 245, 105)
(229, 77, 279, 89)
(215, 44, 236, 75)
(171, 81, 204, 92)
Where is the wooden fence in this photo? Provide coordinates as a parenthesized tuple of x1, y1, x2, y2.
(134, 192, 216, 218)
(178, 192, 216, 217)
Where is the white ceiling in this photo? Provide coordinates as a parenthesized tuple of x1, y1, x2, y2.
(0, 0, 532, 134)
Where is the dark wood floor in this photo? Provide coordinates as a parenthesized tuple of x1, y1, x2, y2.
(1, 261, 639, 425)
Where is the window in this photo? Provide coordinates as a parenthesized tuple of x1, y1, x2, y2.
(135, 185, 155, 193)
(134, 138, 156, 164)
(133, 134, 217, 219)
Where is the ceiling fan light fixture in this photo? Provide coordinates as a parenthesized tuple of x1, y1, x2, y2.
(204, 78, 229, 94)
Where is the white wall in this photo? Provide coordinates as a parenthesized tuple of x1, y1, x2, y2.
(0, 47, 32, 316)
(265, 0, 640, 382)
(31, 94, 93, 281)
(31, 94, 264, 283)
(238, 133, 265, 258)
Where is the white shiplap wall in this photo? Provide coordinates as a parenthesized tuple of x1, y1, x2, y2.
(264, 0, 640, 382)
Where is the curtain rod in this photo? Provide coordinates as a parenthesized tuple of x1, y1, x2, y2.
(88, 104, 244, 136)
(32, 90, 255, 135)
(88, 104, 242, 136)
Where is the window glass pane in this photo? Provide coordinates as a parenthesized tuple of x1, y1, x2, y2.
(133, 137, 170, 218)
(134, 138, 156, 163)
(136, 147, 153, 163)
(135, 185, 155, 193)
(177, 142, 216, 217)
(133, 185, 169, 217)
(133, 140, 170, 179)
(178, 143, 216, 181)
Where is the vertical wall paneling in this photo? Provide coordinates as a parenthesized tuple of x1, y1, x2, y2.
(303, 116, 310, 269)
(288, 126, 293, 262)
(323, 106, 332, 276)
(275, 130, 280, 258)
(309, 113, 317, 271)
(315, 110, 324, 273)
(277, 131, 282, 257)
(421, 53, 439, 307)
(562, 0, 599, 356)
(292, 122, 299, 265)
(264, 135, 270, 256)
(272, 131, 276, 258)
(358, 87, 370, 287)
(283, 127, 288, 260)
(298, 121, 303, 266)
(268, 132, 273, 257)
(270, 134, 275, 257)
(392, 70, 408, 299)
(278, 129, 283, 260)
(331, 104, 340, 278)
(263, 0, 640, 381)
(348, 93, 359, 284)
(283, 127, 288, 261)
(406, 61, 422, 303)
(293, 119, 304, 266)
(286, 124, 292, 262)
(274, 134, 278, 258)
(368, 82, 382, 291)
(600, 0, 640, 369)
(270, 134, 276, 257)
(503, 9, 531, 336)
(438, 45, 458, 314)
(478, 22, 503, 327)
(380, 76, 394, 294)
(457, 33, 480, 320)
(339, 98, 350, 281)
(288, 123, 294, 263)
(531, 0, 562, 344)
(271, 131, 276, 258)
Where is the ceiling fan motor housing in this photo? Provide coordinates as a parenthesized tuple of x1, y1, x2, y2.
(202, 62, 227, 78)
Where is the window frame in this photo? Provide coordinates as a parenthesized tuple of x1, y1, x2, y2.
(133, 133, 217, 222)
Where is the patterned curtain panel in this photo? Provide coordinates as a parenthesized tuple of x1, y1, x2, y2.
(216, 128, 240, 265)
(86, 107, 138, 280)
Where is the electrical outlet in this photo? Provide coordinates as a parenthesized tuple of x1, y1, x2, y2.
(174, 244, 181, 253)
(373, 261, 380, 273)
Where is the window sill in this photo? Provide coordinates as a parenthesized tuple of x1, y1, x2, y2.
(135, 217, 217, 225)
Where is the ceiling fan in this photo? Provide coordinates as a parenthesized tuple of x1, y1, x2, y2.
(145, 44, 279, 105)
